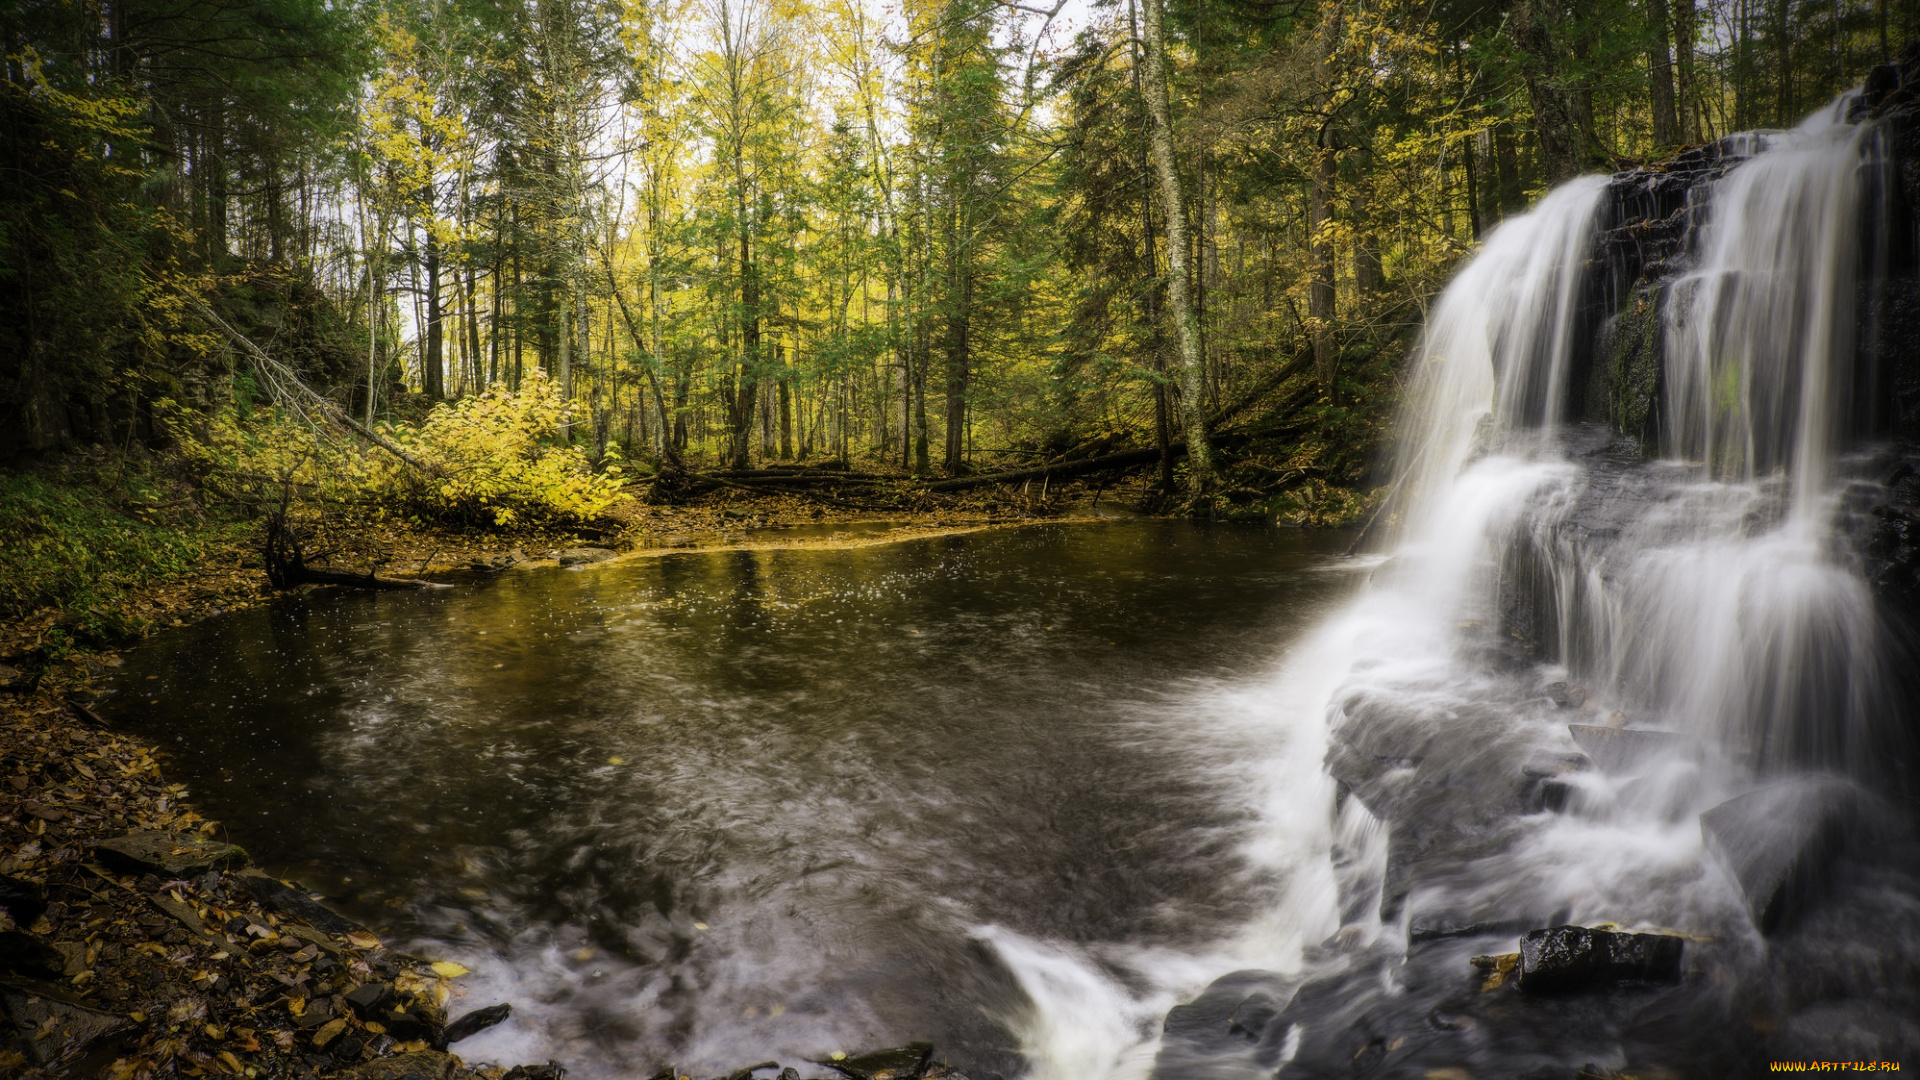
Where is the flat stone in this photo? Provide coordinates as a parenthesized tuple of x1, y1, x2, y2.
(827, 1043, 933, 1080)
(1567, 724, 1684, 774)
(1517, 925, 1683, 994)
(324, 1050, 461, 1080)
(94, 831, 248, 876)
(232, 870, 364, 936)
(344, 981, 396, 1018)
(470, 549, 527, 571)
(1701, 777, 1858, 935)
(555, 547, 615, 565)
(0, 975, 135, 1065)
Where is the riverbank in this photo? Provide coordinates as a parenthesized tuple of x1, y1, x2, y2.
(2, 460, 1117, 1077)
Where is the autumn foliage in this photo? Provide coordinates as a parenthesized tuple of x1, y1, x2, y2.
(172, 373, 622, 527)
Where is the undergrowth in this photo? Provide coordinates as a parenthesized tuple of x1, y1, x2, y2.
(0, 468, 245, 641)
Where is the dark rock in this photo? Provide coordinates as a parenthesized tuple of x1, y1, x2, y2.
(1525, 776, 1576, 813)
(232, 870, 365, 936)
(379, 1003, 440, 1042)
(0, 932, 64, 979)
(1700, 777, 1859, 935)
(555, 548, 615, 566)
(501, 1064, 567, 1080)
(441, 1001, 511, 1044)
(344, 981, 396, 1018)
(725, 1063, 779, 1080)
(827, 1043, 933, 1080)
(0, 976, 136, 1065)
(1567, 724, 1684, 773)
(323, 1050, 461, 1080)
(0, 875, 46, 927)
(1517, 925, 1683, 994)
(295, 997, 335, 1029)
(1226, 989, 1281, 1040)
(1545, 681, 1588, 708)
(93, 830, 249, 875)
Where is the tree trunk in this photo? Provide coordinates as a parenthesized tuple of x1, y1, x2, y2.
(779, 361, 793, 459)
(1139, 0, 1214, 492)
(425, 225, 444, 399)
(1674, 0, 1698, 141)
(1648, 0, 1680, 146)
(913, 327, 931, 475)
(1351, 180, 1382, 297)
(732, 214, 759, 469)
(1511, 0, 1587, 184)
(1495, 130, 1523, 216)
(1308, 130, 1337, 394)
(1772, 0, 1792, 125)
(943, 257, 971, 475)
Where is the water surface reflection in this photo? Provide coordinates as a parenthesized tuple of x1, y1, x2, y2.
(113, 522, 1359, 1076)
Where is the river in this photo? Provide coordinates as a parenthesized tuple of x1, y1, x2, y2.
(112, 521, 1368, 1077)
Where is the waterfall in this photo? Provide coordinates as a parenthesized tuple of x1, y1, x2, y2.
(1378, 98, 1887, 787)
(1118, 88, 1918, 1078)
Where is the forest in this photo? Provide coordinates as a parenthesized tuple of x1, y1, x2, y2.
(1, 0, 1913, 522)
(3, 0, 1920, 1074)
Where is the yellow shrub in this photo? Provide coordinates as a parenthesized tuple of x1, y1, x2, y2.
(170, 372, 623, 527)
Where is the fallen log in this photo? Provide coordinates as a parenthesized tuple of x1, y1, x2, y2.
(263, 514, 446, 591)
(922, 446, 1176, 492)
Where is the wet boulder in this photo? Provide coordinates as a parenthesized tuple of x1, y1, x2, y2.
(1700, 777, 1859, 935)
(1517, 925, 1684, 994)
(1544, 681, 1588, 708)
(441, 1001, 512, 1045)
(94, 830, 249, 875)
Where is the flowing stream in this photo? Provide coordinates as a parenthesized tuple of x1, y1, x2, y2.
(112, 94, 1920, 1078)
(112, 523, 1370, 1077)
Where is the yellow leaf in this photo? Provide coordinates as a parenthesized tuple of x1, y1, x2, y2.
(429, 961, 469, 978)
(345, 931, 381, 949)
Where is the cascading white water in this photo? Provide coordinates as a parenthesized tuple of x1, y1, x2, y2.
(999, 94, 1899, 1078)
(1664, 104, 1872, 513)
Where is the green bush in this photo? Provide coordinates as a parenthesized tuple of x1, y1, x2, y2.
(0, 472, 229, 626)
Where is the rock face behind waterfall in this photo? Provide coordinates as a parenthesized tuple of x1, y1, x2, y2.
(1151, 45, 1920, 1080)
(1591, 43, 1920, 460)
